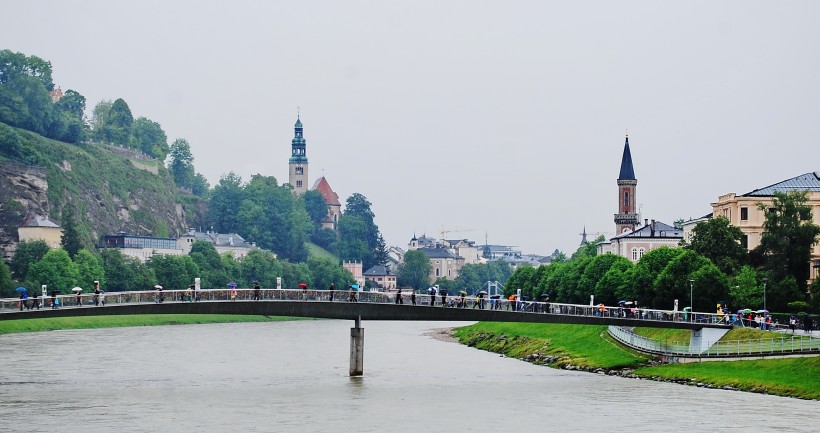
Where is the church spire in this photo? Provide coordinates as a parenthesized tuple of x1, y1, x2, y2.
(618, 134, 635, 180)
(580, 226, 588, 246)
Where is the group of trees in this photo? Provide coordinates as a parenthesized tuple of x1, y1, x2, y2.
(505, 191, 820, 313)
(0, 50, 85, 143)
(0, 238, 355, 298)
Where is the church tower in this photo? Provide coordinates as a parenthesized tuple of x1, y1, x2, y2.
(614, 134, 639, 233)
(288, 115, 309, 194)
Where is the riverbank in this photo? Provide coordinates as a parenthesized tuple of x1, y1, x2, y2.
(0, 314, 300, 334)
(453, 322, 820, 400)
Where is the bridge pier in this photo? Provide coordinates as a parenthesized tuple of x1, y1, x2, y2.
(350, 315, 364, 376)
(689, 327, 729, 354)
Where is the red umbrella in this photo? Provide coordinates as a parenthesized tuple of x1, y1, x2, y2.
(298, 283, 308, 288)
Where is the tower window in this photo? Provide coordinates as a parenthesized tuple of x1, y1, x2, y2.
(296, 180, 302, 187)
(295, 167, 303, 174)
(624, 191, 630, 207)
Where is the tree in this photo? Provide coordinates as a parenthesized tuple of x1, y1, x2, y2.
(10, 239, 50, 281)
(653, 250, 729, 311)
(631, 247, 685, 308)
(168, 138, 195, 188)
(397, 250, 432, 290)
(90, 99, 112, 136)
(757, 191, 820, 293)
(60, 209, 82, 259)
(337, 193, 383, 270)
(302, 190, 328, 228)
(580, 254, 631, 305)
(27, 249, 79, 293)
(307, 257, 354, 291)
(311, 227, 338, 251)
(149, 254, 200, 290)
(189, 240, 228, 289)
(208, 172, 244, 233)
(682, 216, 746, 275)
(104, 98, 134, 145)
(0, 259, 12, 298)
(100, 249, 156, 292)
(730, 265, 764, 309)
(131, 116, 168, 159)
(55, 89, 86, 119)
(240, 249, 282, 288)
(73, 249, 105, 290)
(190, 173, 210, 197)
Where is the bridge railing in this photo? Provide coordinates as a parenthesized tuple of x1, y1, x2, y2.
(608, 325, 820, 357)
(1, 289, 725, 325)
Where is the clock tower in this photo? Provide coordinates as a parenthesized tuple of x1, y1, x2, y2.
(288, 115, 309, 194)
(614, 134, 639, 233)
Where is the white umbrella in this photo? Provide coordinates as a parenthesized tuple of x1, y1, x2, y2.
(154, 285, 163, 289)
(71, 287, 83, 293)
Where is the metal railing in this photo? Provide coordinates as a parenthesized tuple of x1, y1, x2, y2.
(1, 288, 726, 326)
(608, 325, 820, 357)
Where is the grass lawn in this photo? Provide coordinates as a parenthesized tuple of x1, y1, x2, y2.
(634, 357, 820, 400)
(305, 241, 339, 262)
(453, 322, 651, 369)
(0, 314, 301, 335)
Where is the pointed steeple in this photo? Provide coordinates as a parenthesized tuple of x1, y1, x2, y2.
(618, 134, 635, 180)
(580, 226, 588, 246)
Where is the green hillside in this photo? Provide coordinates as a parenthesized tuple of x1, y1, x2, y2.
(0, 121, 186, 249)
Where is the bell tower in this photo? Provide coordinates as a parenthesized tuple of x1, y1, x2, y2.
(614, 133, 638, 233)
(288, 114, 309, 194)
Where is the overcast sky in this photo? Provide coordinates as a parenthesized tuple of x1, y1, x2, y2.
(3, 1, 819, 255)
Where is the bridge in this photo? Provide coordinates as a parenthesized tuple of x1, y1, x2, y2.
(2, 288, 730, 375)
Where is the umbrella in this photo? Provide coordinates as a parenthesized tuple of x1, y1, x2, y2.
(478, 290, 488, 295)
(624, 301, 634, 306)
(15, 287, 27, 292)
(459, 290, 467, 295)
(539, 294, 550, 299)
(154, 284, 163, 289)
(71, 287, 83, 293)
(351, 284, 360, 289)
(490, 294, 502, 299)
(743, 308, 752, 314)
(227, 282, 238, 288)
(298, 283, 308, 288)
(755, 309, 769, 314)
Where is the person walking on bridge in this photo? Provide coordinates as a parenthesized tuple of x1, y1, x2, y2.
(395, 288, 403, 305)
(410, 290, 416, 305)
(253, 282, 261, 301)
(328, 283, 334, 302)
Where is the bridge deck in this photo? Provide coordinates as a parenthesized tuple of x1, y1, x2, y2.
(1, 289, 729, 330)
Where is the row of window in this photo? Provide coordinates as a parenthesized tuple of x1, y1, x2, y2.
(631, 247, 645, 261)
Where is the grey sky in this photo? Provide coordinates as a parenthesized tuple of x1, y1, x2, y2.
(3, 1, 819, 256)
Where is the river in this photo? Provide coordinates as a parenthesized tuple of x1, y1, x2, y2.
(0, 320, 817, 432)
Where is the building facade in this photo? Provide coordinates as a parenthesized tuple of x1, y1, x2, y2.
(711, 172, 820, 282)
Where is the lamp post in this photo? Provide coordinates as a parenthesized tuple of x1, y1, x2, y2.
(763, 278, 768, 311)
(689, 279, 694, 313)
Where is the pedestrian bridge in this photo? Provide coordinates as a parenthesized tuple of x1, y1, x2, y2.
(1, 288, 730, 375)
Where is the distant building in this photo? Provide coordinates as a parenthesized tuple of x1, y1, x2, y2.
(177, 229, 258, 259)
(100, 233, 180, 262)
(363, 264, 396, 290)
(18, 213, 62, 249)
(601, 219, 683, 262)
(342, 261, 365, 288)
(710, 171, 820, 283)
(288, 115, 309, 194)
(312, 176, 342, 230)
(482, 244, 522, 260)
(101, 229, 258, 263)
(418, 246, 464, 281)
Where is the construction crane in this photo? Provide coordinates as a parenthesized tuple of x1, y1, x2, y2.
(439, 227, 475, 241)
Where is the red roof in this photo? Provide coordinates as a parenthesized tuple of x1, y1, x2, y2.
(311, 176, 341, 206)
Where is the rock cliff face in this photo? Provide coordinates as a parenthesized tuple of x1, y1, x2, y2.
(0, 162, 50, 259)
(0, 126, 189, 260)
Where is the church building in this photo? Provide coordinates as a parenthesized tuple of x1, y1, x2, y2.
(286, 115, 342, 230)
(598, 134, 682, 261)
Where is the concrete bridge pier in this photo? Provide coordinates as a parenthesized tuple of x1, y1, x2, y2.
(350, 315, 364, 376)
(689, 327, 730, 354)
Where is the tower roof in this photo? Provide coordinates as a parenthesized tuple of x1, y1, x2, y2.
(618, 135, 636, 180)
(295, 116, 302, 129)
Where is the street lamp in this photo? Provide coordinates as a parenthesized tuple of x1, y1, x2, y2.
(689, 279, 694, 312)
(763, 278, 768, 311)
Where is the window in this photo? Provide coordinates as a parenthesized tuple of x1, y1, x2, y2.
(435, 268, 440, 277)
(296, 180, 302, 187)
(624, 191, 630, 207)
(741, 235, 748, 249)
(740, 207, 748, 221)
(295, 167, 303, 174)
(631, 248, 638, 261)
(638, 248, 646, 259)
